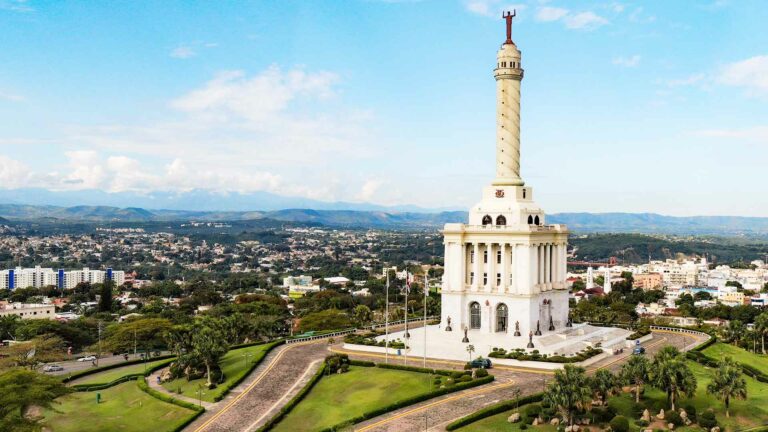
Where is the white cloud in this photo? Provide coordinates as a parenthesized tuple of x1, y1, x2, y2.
(612, 55, 641, 68)
(532, 6, 608, 30)
(170, 46, 196, 59)
(0, 156, 30, 188)
(535, 6, 568, 22)
(695, 126, 768, 143)
(564, 11, 608, 29)
(356, 179, 383, 202)
(0, 90, 24, 102)
(0, 0, 33, 12)
(464, 1, 525, 18)
(170, 66, 338, 123)
(717, 55, 768, 96)
(666, 73, 705, 87)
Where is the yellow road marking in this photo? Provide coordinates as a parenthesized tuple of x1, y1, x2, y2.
(354, 380, 517, 432)
(193, 340, 320, 432)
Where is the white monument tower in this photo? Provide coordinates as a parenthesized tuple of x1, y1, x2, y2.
(603, 267, 612, 294)
(586, 267, 595, 289)
(440, 11, 569, 340)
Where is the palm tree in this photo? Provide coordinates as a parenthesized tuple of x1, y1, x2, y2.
(754, 312, 768, 354)
(722, 320, 746, 347)
(591, 369, 619, 405)
(706, 356, 747, 418)
(544, 365, 592, 427)
(650, 346, 697, 411)
(466, 344, 475, 362)
(621, 354, 650, 403)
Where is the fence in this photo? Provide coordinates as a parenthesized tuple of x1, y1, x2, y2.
(286, 316, 439, 344)
(649, 325, 712, 351)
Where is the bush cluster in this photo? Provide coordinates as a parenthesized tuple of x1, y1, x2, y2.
(698, 409, 718, 430)
(609, 415, 629, 432)
(343, 333, 406, 349)
(488, 346, 603, 363)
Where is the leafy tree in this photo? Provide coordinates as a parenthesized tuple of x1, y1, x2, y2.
(191, 325, 228, 388)
(725, 280, 743, 291)
(98, 280, 114, 312)
(102, 317, 173, 354)
(0, 369, 69, 431)
(0, 315, 21, 341)
(706, 356, 747, 418)
(650, 346, 697, 411)
(0, 335, 67, 370)
(591, 369, 619, 405)
(543, 365, 592, 426)
(755, 312, 768, 354)
(722, 320, 746, 346)
(353, 305, 373, 326)
(621, 354, 650, 403)
(298, 309, 351, 333)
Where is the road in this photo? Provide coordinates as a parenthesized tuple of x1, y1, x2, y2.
(42, 352, 163, 377)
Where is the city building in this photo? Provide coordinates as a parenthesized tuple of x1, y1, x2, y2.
(283, 275, 319, 298)
(633, 273, 663, 290)
(0, 266, 125, 290)
(0, 302, 56, 320)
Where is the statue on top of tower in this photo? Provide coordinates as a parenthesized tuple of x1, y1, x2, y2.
(503, 10, 516, 44)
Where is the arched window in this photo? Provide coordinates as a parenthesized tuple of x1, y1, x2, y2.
(470, 302, 481, 329)
(482, 215, 492, 226)
(534, 215, 540, 225)
(496, 303, 508, 332)
(527, 215, 534, 224)
(496, 215, 506, 226)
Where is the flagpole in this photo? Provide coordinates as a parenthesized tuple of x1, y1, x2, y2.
(404, 270, 409, 366)
(385, 270, 390, 364)
(423, 272, 428, 369)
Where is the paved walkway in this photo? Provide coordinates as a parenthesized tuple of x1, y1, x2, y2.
(185, 340, 330, 432)
(147, 368, 215, 409)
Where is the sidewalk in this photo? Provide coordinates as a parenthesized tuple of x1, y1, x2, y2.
(147, 367, 215, 409)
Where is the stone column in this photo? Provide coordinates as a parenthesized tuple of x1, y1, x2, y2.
(487, 243, 495, 293)
(544, 244, 551, 290)
(472, 243, 480, 292)
(500, 242, 508, 293)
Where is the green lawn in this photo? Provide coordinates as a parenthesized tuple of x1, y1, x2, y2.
(273, 366, 441, 432)
(703, 342, 768, 375)
(460, 361, 768, 432)
(42, 381, 196, 432)
(161, 343, 272, 402)
(73, 358, 174, 385)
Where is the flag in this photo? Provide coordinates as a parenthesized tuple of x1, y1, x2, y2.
(405, 271, 412, 294)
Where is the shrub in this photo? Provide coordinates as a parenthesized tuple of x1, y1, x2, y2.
(464, 362, 472, 370)
(683, 404, 697, 421)
(666, 410, 682, 426)
(519, 425, 528, 430)
(698, 409, 718, 430)
(458, 375, 472, 383)
(523, 403, 542, 419)
(591, 406, 616, 423)
(450, 371, 465, 379)
(609, 415, 629, 432)
(475, 368, 489, 378)
(635, 419, 650, 427)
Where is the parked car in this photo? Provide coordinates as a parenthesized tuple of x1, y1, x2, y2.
(78, 355, 97, 362)
(43, 364, 64, 372)
(470, 358, 493, 369)
(632, 346, 646, 355)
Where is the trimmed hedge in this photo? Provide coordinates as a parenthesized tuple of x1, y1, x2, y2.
(445, 393, 544, 430)
(70, 357, 176, 391)
(489, 346, 603, 363)
(349, 359, 376, 367)
(319, 375, 496, 432)
(375, 362, 455, 376)
(212, 340, 284, 402)
(61, 354, 176, 383)
(257, 362, 327, 431)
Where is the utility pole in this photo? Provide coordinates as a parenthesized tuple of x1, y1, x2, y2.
(134, 328, 137, 359)
(385, 270, 390, 364)
(97, 321, 103, 367)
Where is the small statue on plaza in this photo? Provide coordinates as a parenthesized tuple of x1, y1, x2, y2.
(446, 316, 453, 332)
(514, 320, 521, 336)
(527, 330, 535, 348)
(535, 320, 542, 336)
(462, 325, 470, 343)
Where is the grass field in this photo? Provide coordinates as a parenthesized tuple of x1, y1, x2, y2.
(73, 358, 174, 385)
(703, 342, 768, 375)
(161, 343, 272, 402)
(273, 366, 441, 432)
(459, 361, 768, 432)
(42, 381, 196, 432)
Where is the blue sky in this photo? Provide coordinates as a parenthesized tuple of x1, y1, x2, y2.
(1, 0, 767, 216)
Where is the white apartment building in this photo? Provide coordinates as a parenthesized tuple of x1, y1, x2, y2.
(0, 266, 125, 290)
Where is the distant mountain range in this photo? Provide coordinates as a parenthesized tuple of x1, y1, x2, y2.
(0, 188, 457, 213)
(0, 202, 768, 236)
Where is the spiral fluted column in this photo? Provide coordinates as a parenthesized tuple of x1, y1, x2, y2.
(492, 43, 524, 187)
